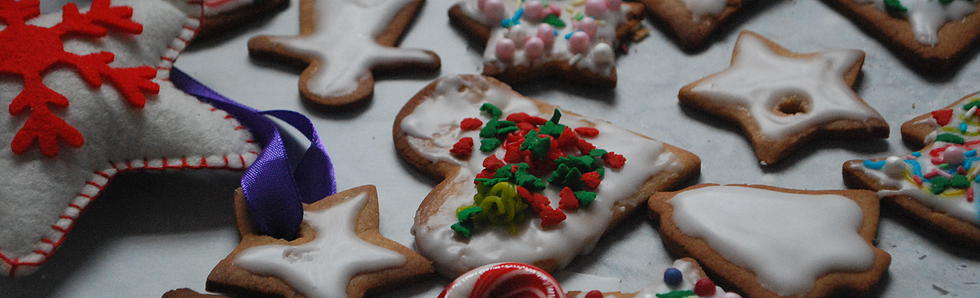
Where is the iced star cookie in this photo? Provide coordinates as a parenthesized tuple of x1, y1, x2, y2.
(822, 0, 980, 71)
(567, 259, 741, 298)
(394, 75, 701, 277)
(679, 31, 888, 165)
(248, 0, 441, 107)
(206, 186, 433, 297)
(648, 184, 891, 298)
(640, 0, 753, 50)
(844, 91, 980, 247)
(197, 0, 288, 39)
(449, 0, 645, 87)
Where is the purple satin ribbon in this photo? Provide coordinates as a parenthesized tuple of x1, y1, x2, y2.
(171, 68, 336, 240)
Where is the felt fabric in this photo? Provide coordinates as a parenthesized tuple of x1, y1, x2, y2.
(0, 0, 258, 277)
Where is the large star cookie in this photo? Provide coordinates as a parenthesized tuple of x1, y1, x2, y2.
(844, 91, 980, 247)
(394, 75, 700, 276)
(679, 31, 888, 165)
(0, 0, 258, 277)
(449, 0, 645, 87)
(206, 186, 433, 298)
(248, 0, 441, 108)
(822, 0, 980, 72)
(641, 0, 755, 50)
(649, 184, 891, 297)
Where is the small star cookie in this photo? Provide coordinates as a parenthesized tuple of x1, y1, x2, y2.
(206, 186, 433, 298)
(844, 91, 980, 248)
(449, 0, 645, 87)
(679, 31, 888, 165)
(641, 0, 755, 50)
(248, 0, 441, 108)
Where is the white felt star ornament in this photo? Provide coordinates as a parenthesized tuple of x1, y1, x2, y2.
(0, 0, 258, 277)
(679, 31, 888, 165)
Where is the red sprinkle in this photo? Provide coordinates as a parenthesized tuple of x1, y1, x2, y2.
(483, 155, 505, 171)
(603, 152, 626, 168)
(450, 137, 474, 158)
(539, 208, 566, 227)
(574, 127, 599, 137)
(517, 122, 536, 132)
(913, 175, 923, 185)
(460, 118, 483, 130)
(559, 187, 579, 210)
(932, 109, 953, 126)
(506, 112, 530, 123)
(581, 171, 601, 189)
(584, 290, 603, 298)
(527, 116, 548, 126)
(576, 139, 596, 154)
(694, 279, 717, 296)
(557, 127, 579, 148)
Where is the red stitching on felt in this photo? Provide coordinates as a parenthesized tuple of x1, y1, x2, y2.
(50, 225, 67, 233)
(85, 181, 103, 188)
(95, 171, 111, 179)
(68, 203, 82, 210)
(77, 193, 93, 200)
(223, 115, 233, 119)
(33, 250, 49, 257)
(39, 239, 54, 245)
(58, 216, 74, 220)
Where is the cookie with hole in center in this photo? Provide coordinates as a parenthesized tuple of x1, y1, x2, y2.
(679, 31, 888, 165)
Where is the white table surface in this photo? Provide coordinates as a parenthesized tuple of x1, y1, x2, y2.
(2, 0, 979, 297)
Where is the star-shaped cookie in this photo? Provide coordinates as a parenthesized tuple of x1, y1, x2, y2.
(206, 186, 433, 298)
(248, 0, 441, 108)
(822, 0, 980, 72)
(0, 0, 258, 277)
(679, 31, 888, 165)
(641, 0, 755, 50)
(844, 91, 980, 248)
(449, 0, 645, 87)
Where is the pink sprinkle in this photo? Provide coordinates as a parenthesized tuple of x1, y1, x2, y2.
(495, 38, 516, 62)
(569, 31, 591, 54)
(585, 0, 607, 17)
(606, 0, 622, 10)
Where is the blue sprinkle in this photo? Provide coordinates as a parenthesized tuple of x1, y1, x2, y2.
(564, 31, 575, 39)
(967, 150, 977, 157)
(864, 160, 886, 170)
(501, 19, 512, 27)
(912, 152, 922, 157)
(905, 159, 923, 178)
(961, 123, 968, 133)
(663, 268, 683, 286)
(513, 7, 524, 21)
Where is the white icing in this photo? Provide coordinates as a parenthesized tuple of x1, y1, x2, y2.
(460, 0, 631, 76)
(264, 0, 437, 97)
(234, 193, 406, 298)
(689, 32, 882, 139)
(682, 0, 728, 22)
(403, 76, 684, 276)
(633, 259, 730, 298)
(203, 0, 254, 15)
(669, 186, 875, 296)
(854, 0, 977, 45)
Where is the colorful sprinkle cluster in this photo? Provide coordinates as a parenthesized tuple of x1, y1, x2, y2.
(449, 103, 626, 238)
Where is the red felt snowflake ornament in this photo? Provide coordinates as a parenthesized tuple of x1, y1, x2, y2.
(0, 0, 159, 157)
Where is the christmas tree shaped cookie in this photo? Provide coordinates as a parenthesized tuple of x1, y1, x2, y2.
(207, 186, 433, 297)
(822, 0, 980, 71)
(394, 75, 700, 276)
(448, 0, 645, 87)
(641, 0, 755, 50)
(844, 91, 980, 247)
(648, 184, 891, 297)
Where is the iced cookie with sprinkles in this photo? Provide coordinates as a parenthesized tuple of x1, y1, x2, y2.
(567, 258, 741, 298)
(679, 31, 888, 165)
(640, 0, 754, 50)
(394, 75, 700, 277)
(822, 0, 980, 72)
(196, 0, 288, 39)
(248, 0, 441, 108)
(448, 0, 645, 87)
(206, 186, 433, 297)
(844, 91, 980, 247)
(648, 184, 891, 297)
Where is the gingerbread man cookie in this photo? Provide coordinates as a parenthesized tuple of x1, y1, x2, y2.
(679, 31, 888, 165)
(394, 75, 700, 277)
(649, 184, 891, 297)
(248, 0, 441, 107)
(844, 91, 980, 248)
(449, 0, 645, 87)
(206, 186, 433, 297)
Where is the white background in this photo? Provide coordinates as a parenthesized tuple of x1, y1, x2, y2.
(2, 0, 979, 297)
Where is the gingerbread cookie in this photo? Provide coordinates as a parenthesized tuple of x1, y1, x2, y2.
(679, 31, 888, 165)
(206, 186, 433, 297)
(567, 258, 740, 298)
(197, 0, 288, 39)
(640, 0, 753, 50)
(248, 0, 441, 107)
(648, 184, 891, 297)
(449, 0, 645, 87)
(822, 0, 980, 72)
(844, 91, 980, 247)
(162, 288, 225, 298)
(394, 75, 701, 276)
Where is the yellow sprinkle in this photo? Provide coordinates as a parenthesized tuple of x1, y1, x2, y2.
(572, 0, 585, 6)
(941, 189, 965, 197)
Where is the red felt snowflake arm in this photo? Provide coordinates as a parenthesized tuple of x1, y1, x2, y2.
(61, 52, 161, 107)
(54, 0, 142, 37)
(0, 0, 39, 26)
(9, 74, 84, 157)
